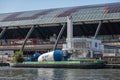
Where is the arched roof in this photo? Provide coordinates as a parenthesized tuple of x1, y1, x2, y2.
(0, 2, 120, 27)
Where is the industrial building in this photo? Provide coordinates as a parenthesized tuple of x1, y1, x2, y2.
(0, 2, 120, 61)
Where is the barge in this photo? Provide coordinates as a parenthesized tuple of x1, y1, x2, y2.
(12, 60, 105, 69)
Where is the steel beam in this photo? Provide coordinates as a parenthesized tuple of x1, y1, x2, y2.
(93, 21, 102, 39)
(21, 25, 35, 52)
(53, 23, 66, 50)
(0, 27, 8, 39)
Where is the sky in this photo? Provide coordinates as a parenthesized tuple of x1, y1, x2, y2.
(0, 0, 120, 13)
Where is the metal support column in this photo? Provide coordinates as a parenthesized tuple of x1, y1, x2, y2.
(21, 25, 35, 52)
(67, 16, 73, 50)
(0, 27, 8, 39)
(93, 21, 102, 39)
(53, 23, 66, 50)
(0, 27, 8, 63)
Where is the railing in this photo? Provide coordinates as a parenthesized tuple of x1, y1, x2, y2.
(0, 44, 63, 51)
(0, 38, 65, 45)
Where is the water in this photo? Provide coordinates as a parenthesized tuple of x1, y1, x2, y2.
(0, 67, 120, 80)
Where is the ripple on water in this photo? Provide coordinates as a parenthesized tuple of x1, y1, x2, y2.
(0, 67, 120, 80)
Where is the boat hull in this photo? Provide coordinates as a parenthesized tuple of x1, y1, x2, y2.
(12, 60, 105, 69)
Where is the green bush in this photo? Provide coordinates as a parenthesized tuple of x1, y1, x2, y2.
(13, 50, 24, 63)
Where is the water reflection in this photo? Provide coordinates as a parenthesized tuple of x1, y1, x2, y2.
(37, 68, 120, 80)
(0, 67, 120, 80)
(0, 67, 38, 80)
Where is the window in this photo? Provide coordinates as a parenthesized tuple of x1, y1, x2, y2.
(95, 42, 98, 47)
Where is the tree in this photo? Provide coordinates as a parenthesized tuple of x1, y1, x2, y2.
(13, 50, 24, 63)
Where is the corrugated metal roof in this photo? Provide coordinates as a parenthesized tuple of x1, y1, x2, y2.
(0, 2, 120, 27)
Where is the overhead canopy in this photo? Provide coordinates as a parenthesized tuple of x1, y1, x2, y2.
(0, 2, 120, 27)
